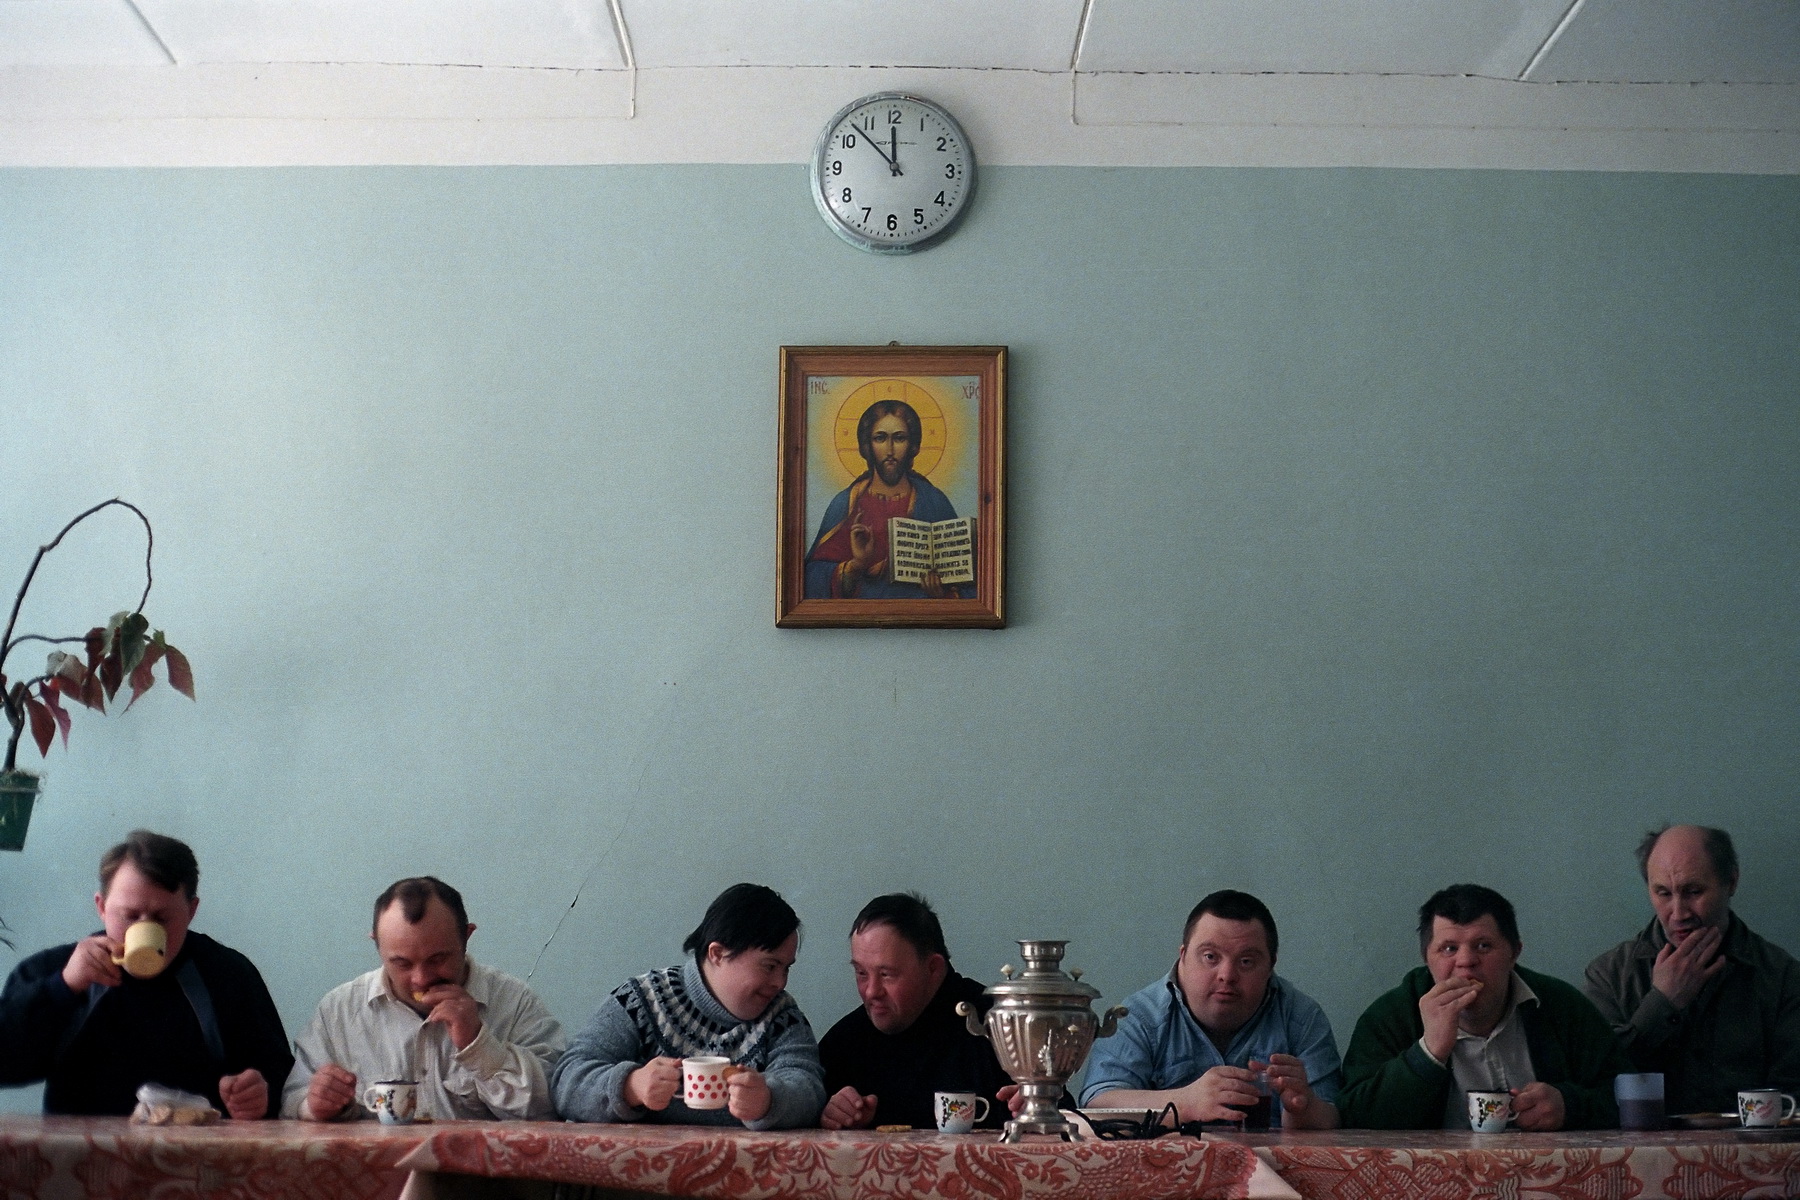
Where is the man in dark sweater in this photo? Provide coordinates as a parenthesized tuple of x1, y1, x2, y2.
(818, 893, 1009, 1131)
(0, 830, 291, 1117)
(1340, 883, 1628, 1130)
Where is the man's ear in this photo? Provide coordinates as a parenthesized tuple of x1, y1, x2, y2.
(463, 923, 477, 944)
(93, 892, 106, 923)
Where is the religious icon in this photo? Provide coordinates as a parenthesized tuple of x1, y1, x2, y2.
(777, 346, 1005, 628)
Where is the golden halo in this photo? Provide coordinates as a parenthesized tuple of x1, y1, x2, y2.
(834, 379, 947, 480)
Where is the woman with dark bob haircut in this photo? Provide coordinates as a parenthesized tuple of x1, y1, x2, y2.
(552, 883, 825, 1128)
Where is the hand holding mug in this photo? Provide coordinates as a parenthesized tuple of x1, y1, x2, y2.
(1182, 1064, 1263, 1123)
(625, 1057, 683, 1111)
(726, 1066, 770, 1123)
(61, 934, 124, 992)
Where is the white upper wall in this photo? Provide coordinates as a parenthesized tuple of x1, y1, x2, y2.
(1, 0, 1796, 170)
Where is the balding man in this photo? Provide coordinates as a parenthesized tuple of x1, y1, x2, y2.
(1584, 825, 1800, 1115)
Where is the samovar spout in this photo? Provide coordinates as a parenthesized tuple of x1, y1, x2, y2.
(954, 1000, 987, 1040)
(1097, 1004, 1128, 1040)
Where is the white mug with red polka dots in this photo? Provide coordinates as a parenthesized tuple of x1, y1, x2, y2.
(680, 1057, 741, 1110)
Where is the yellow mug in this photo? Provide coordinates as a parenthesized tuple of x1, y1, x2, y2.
(112, 921, 168, 979)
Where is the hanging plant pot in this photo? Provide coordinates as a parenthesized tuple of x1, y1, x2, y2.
(0, 771, 41, 852)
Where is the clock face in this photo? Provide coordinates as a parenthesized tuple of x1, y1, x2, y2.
(810, 93, 975, 254)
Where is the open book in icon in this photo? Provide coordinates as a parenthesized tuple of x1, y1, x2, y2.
(887, 516, 975, 587)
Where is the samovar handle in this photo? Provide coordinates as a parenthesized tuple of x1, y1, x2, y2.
(1096, 1005, 1128, 1039)
(955, 1000, 988, 1041)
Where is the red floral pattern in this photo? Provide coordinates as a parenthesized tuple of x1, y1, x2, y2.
(7, 1118, 1797, 1200)
(1245, 1128, 1800, 1200)
(401, 1124, 1262, 1200)
(0, 1116, 426, 1200)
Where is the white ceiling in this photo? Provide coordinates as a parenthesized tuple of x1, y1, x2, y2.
(2, 0, 1796, 83)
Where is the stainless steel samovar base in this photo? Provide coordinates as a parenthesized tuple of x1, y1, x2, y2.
(1000, 1117, 1083, 1143)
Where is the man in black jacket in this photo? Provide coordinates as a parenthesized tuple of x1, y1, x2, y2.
(818, 892, 1008, 1131)
(0, 829, 291, 1117)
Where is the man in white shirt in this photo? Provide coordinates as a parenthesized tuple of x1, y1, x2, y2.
(282, 876, 564, 1121)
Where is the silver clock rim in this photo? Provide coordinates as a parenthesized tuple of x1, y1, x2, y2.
(809, 91, 977, 256)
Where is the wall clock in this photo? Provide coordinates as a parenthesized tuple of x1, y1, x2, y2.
(810, 93, 976, 255)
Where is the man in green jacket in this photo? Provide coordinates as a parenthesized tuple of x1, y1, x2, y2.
(1340, 884, 1628, 1130)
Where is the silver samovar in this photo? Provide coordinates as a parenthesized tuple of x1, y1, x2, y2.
(957, 939, 1127, 1142)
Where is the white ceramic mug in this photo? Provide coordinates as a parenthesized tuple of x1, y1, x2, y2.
(1738, 1089, 1797, 1128)
(680, 1057, 741, 1111)
(934, 1091, 991, 1134)
(363, 1080, 420, 1125)
(1467, 1090, 1511, 1133)
(111, 921, 168, 980)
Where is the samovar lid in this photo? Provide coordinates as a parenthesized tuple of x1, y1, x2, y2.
(981, 939, 1102, 1001)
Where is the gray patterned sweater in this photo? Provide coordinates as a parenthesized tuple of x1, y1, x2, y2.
(551, 958, 825, 1129)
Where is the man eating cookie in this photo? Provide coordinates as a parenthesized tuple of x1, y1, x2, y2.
(281, 876, 564, 1120)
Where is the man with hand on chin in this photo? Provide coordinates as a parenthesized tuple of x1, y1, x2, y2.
(0, 830, 291, 1118)
(1080, 890, 1343, 1129)
(1584, 825, 1800, 1114)
(1340, 884, 1628, 1130)
(282, 876, 563, 1120)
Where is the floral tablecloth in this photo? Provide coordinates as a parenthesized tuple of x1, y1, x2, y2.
(398, 1124, 1269, 1199)
(0, 1116, 428, 1200)
(1234, 1127, 1800, 1200)
(9, 1118, 1794, 1200)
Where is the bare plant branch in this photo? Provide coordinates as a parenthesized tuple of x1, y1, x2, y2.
(0, 499, 153, 677)
(2, 634, 91, 658)
(1, 499, 155, 773)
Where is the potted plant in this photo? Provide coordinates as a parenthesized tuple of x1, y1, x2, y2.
(1, 499, 193, 851)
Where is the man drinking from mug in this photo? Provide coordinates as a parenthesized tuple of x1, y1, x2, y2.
(1081, 890, 1343, 1129)
(1340, 883, 1628, 1129)
(283, 876, 564, 1120)
(0, 829, 291, 1117)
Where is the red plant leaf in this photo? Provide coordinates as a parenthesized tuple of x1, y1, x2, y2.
(99, 648, 123, 702)
(25, 694, 55, 757)
(79, 671, 106, 713)
(38, 683, 72, 747)
(53, 654, 87, 686)
(124, 642, 165, 712)
(84, 626, 107, 673)
(164, 645, 194, 700)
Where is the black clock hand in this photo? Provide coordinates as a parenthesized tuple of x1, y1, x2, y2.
(888, 126, 902, 176)
(853, 128, 895, 169)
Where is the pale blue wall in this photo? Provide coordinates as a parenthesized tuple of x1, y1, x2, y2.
(1, 166, 1796, 1112)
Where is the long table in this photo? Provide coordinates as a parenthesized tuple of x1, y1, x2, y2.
(4, 1117, 1798, 1200)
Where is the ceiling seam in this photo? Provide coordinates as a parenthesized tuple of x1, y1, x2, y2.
(1520, 0, 1587, 82)
(121, 0, 176, 65)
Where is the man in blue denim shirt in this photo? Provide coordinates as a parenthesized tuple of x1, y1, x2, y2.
(1080, 890, 1343, 1129)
